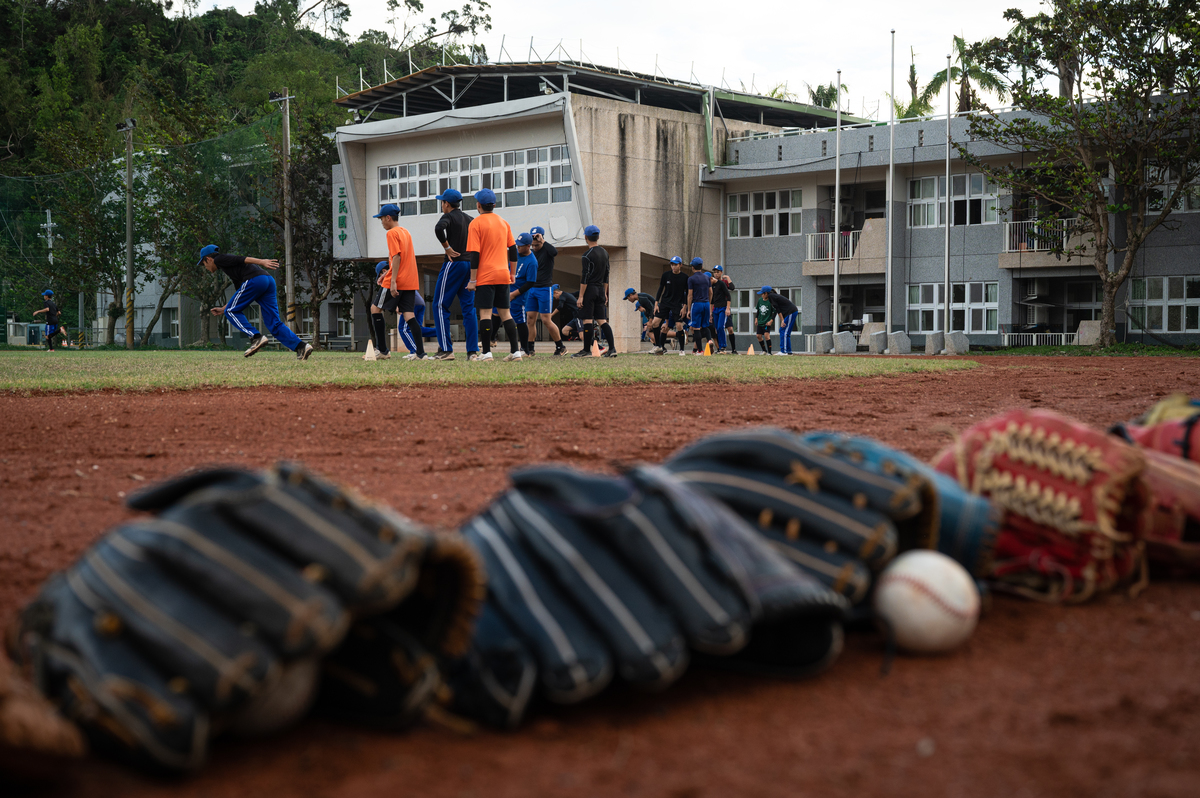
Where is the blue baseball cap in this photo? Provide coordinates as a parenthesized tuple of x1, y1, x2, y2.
(196, 244, 219, 265)
(584, 224, 600, 237)
(713, 265, 723, 272)
(623, 288, 636, 298)
(373, 204, 400, 219)
(375, 260, 387, 277)
(530, 226, 545, 236)
(516, 233, 533, 246)
(474, 188, 496, 204)
(690, 257, 703, 267)
(552, 283, 560, 292)
(42, 289, 54, 296)
(759, 285, 773, 294)
(669, 256, 682, 265)
(435, 188, 462, 204)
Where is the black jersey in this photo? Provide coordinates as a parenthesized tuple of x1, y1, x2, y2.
(767, 292, 798, 316)
(581, 246, 609, 286)
(434, 208, 472, 259)
(531, 242, 557, 288)
(213, 254, 267, 288)
(554, 291, 578, 316)
(635, 292, 655, 316)
(656, 270, 689, 306)
(42, 300, 59, 326)
(711, 278, 735, 306)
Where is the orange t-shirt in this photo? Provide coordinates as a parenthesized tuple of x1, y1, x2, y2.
(466, 212, 515, 286)
(379, 224, 418, 291)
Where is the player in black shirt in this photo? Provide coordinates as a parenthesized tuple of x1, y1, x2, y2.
(574, 224, 617, 358)
(710, 266, 738, 354)
(31, 290, 63, 351)
(623, 289, 656, 345)
(648, 256, 689, 354)
(517, 226, 565, 355)
(760, 285, 799, 355)
(430, 188, 477, 361)
(552, 286, 581, 342)
(197, 244, 311, 360)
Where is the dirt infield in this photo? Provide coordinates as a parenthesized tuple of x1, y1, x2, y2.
(3, 355, 1200, 797)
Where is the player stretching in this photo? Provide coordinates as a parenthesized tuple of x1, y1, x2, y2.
(710, 266, 738, 355)
(648, 257, 688, 354)
(573, 224, 616, 358)
(518, 227, 565, 356)
(373, 204, 427, 360)
(623, 288, 655, 347)
(198, 245, 312, 360)
(754, 288, 774, 355)
(759, 286, 798, 355)
(430, 189, 477, 362)
(466, 188, 522, 362)
(510, 233, 538, 356)
(686, 258, 712, 355)
(31, 290, 62, 352)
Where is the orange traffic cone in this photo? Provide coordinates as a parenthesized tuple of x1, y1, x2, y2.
(703, 341, 713, 356)
(591, 340, 602, 357)
(747, 344, 755, 355)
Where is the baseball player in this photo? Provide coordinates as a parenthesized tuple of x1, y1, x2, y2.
(465, 188, 522, 362)
(686, 258, 712, 355)
(517, 226, 565, 356)
(373, 204, 427, 360)
(431, 188, 477, 361)
(759, 285, 798, 355)
(197, 244, 312, 360)
(648, 256, 689, 354)
(623, 288, 655, 346)
(510, 233, 538, 356)
(31, 290, 63, 351)
(754, 288, 775, 355)
(573, 224, 616, 358)
(371, 261, 436, 355)
(710, 266, 738, 355)
(552, 286, 579, 340)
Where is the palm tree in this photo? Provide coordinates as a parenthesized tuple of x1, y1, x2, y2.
(891, 48, 934, 118)
(920, 35, 1006, 112)
(806, 81, 849, 111)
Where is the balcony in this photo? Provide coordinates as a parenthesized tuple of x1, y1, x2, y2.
(803, 218, 886, 276)
(999, 219, 1094, 270)
(806, 230, 861, 261)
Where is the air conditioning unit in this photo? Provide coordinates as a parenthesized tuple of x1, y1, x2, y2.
(838, 203, 854, 228)
(1028, 305, 1050, 325)
(1025, 278, 1049, 299)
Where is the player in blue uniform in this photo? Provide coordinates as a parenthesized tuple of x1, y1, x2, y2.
(517, 226, 565, 356)
(372, 260, 434, 357)
(198, 244, 311, 360)
(509, 233, 538, 356)
(685, 257, 711, 355)
(760, 285, 798, 355)
(431, 189, 478, 361)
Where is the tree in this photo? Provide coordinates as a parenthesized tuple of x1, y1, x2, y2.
(922, 34, 1007, 113)
(806, 81, 849, 111)
(892, 48, 935, 119)
(962, 0, 1200, 347)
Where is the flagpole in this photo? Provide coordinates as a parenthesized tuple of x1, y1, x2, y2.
(886, 30, 896, 348)
(943, 52, 952, 342)
(833, 70, 842, 336)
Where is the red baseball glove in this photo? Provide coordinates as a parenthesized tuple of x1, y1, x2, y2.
(933, 409, 1149, 603)
(1134, 448, 1200, 575)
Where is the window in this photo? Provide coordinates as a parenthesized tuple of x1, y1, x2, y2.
(908, 177, 944, 228)
(1128, 275, 1200, 332)
(1146, 163, 1200, 214)
(727, 189, 802, 238)
(950, 173, 1000, 226)
(905, 281, 999, 334)
(301, 314, 315, 337)
(336, 304, 353, 337)
(161, 308, 178, 339)
(729, 287, 800, 335)
(376, 146, 573, 216)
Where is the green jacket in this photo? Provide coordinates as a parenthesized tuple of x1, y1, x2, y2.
(755, 297, 774, 326)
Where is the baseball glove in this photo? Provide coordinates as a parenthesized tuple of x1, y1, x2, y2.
(8, 463, 483, 771)
(0, 650, 85, 782)
(663, 428, 936, 606)
(1112, 413, 1200, 463)
(1137, 448, 1200, 575)
(446, 464, 848, 727)
(799, 432, 1001, 578)
(933, 409, 1149, 602)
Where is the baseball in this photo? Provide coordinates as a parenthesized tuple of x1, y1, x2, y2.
(873, 551, 981, 654)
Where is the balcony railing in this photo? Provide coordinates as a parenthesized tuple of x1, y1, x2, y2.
(806, 230, 861, 261)
(1001, 332, 1078, 347)
(1003, 219, 1076, 253)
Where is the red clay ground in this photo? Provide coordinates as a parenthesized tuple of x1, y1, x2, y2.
(3, 355, 1200, 797)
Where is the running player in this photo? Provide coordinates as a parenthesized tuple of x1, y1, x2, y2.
(465, 188, 522, 362)
(197, 244, 312, 360)
(686, 258, 712, 355)
(573, 224, 616, 358)
(518, 227, 565, 356)
(510, 233, 538, 356)
(31, 290, 61, 352)
(754, 288, 774, 355)
(375, 204, 427, 360)
(648, 256, 689, 354)
(431, 188, 477, 362)
(759, 285, 798, 355)
(623, 288, 655, 346)
(710, 265, 738, 354)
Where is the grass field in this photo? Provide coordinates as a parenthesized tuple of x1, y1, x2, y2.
(0, 349, 974, 393)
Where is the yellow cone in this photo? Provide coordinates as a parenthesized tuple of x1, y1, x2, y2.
(363, 340, 377, 361)
(591, 340, 602, 357)
(703, 341, 713, 356)
(747, 344, 755, 355)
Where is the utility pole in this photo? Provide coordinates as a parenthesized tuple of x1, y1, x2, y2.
(39, 210, 78, 343)
(270, 89, 296, 332)
(117, 118, 136, 350)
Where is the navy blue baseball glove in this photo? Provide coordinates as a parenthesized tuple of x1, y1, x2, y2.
(446, 464, 848, 727)
(9, 464, 483, 771)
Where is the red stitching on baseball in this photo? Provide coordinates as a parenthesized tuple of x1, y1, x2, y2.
(877, 573, 975, 621)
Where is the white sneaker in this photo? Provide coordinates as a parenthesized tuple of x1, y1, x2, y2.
(402, 353, 419, 360)
(477, 352, 494, 361)
(772, 351, 787, 356)
(503, 351, 523, 361)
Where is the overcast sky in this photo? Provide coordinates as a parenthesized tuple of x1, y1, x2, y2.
(209, 0, 1042, 117)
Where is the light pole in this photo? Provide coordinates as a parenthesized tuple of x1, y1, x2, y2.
(269, 89, 296, 333)
(116, 118, 136, 350)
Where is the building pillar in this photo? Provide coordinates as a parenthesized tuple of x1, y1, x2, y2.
(608, 250, 641, 353)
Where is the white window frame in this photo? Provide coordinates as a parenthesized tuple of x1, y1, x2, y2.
(908, 176, 945, 228)
(727, 189, 802, 239)
(908, 174, 999, 228)
(1146, 163, 1200, 214)
(1129, 275, 1200, 333)
(907, 282, 997, 333)
(335, 304, 353, 337)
